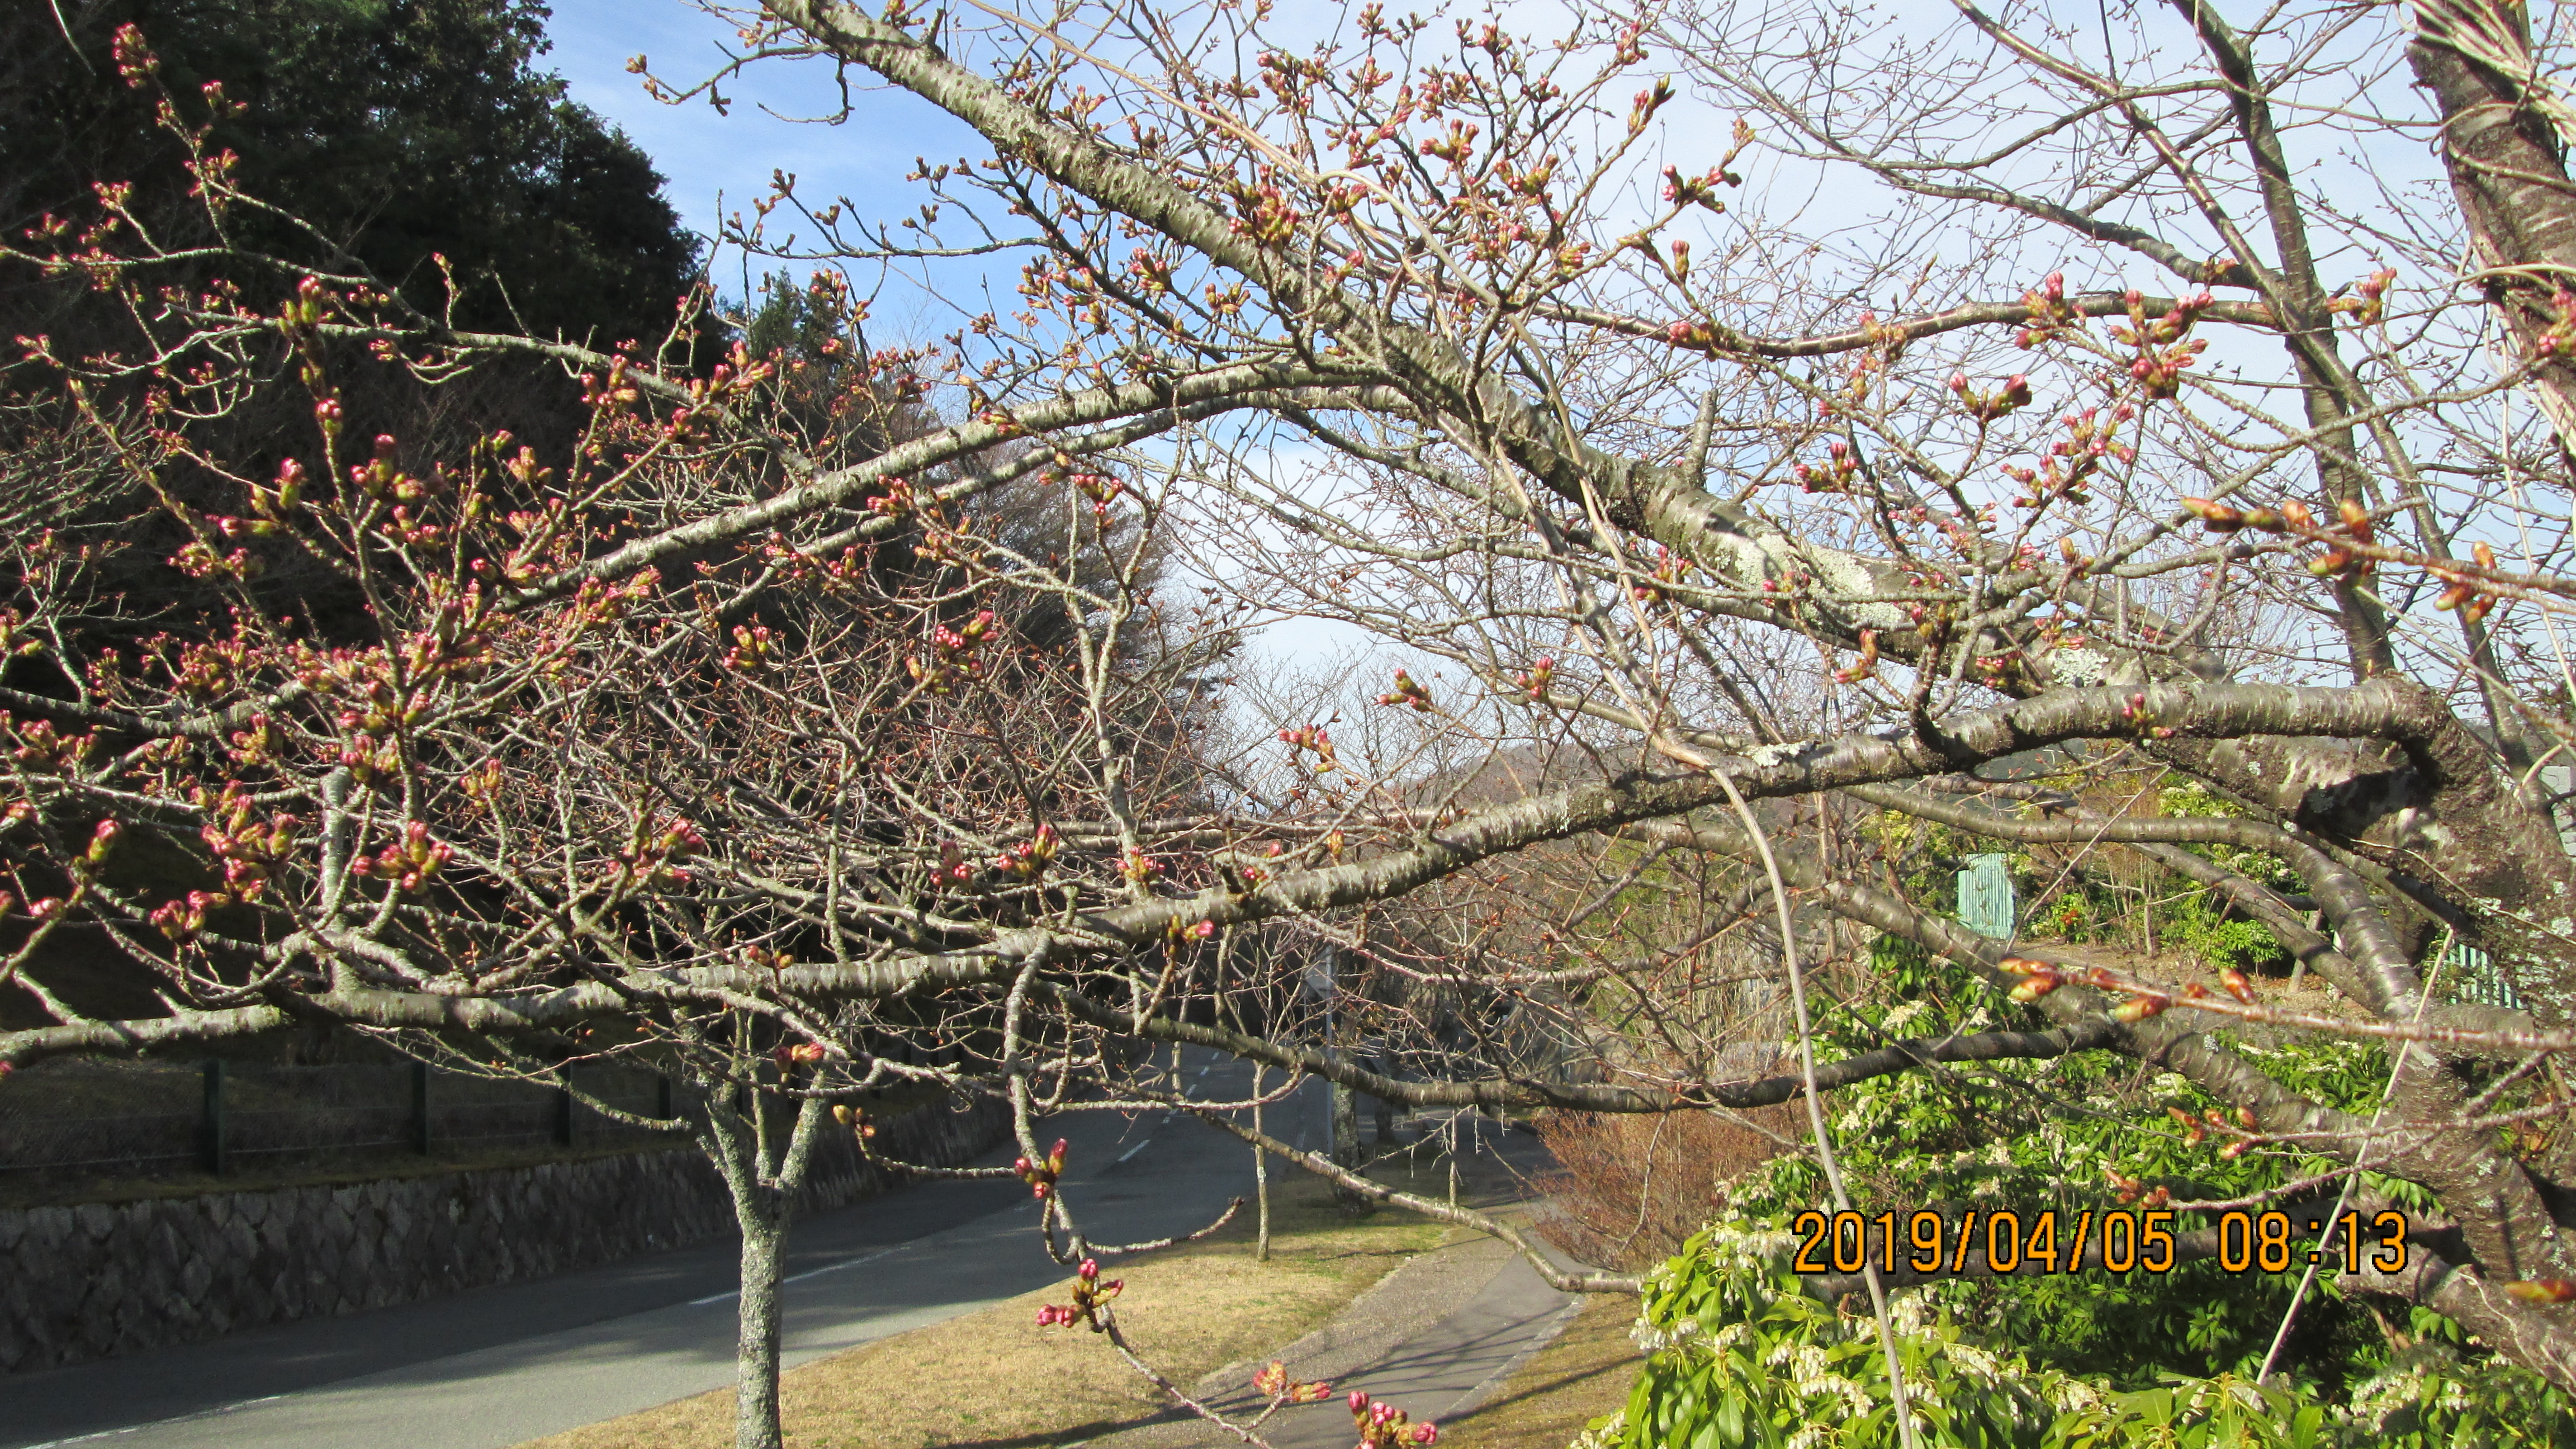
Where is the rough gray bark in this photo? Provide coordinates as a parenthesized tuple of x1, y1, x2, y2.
(698, 1084, 833, 1449)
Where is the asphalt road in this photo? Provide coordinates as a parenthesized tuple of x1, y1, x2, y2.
(1, 1047, 1307, 1449)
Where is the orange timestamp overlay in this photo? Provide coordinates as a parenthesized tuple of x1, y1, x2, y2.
(1789, 1207, 2414, 1277)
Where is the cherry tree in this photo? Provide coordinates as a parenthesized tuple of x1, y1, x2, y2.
(15, 0, 2576, 1439)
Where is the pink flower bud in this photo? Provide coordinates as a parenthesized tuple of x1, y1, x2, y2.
(1349, 1391, 1371, 1412)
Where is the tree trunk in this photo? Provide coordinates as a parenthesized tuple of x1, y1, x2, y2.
(2410, 0, 2576, 446)
(1325, 948, 1369, 1214)
(733, 1201, 788, 1449)
(697, 1076, 834, 1449)
(1251, 1063, 1271, 1262)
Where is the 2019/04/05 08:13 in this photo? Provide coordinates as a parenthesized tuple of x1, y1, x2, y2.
(1787, 1207, 2411, 1277)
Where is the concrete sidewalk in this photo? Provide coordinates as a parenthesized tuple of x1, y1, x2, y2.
(1084, 1131, 1595, 1449)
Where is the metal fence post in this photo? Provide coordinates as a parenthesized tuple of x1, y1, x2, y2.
(554, 1077, 575, 1146)
(411, 1061, 432, 1153)
(656, 1073, 674, 1123)
(201, 1060, 228, 1176)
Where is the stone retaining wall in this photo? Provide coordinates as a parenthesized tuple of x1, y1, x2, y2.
(0, 1095, 1009, 1374)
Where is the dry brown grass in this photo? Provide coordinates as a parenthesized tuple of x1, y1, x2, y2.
(1532, 1105, 1797, 1271)
(524, 1167, 1452, 1449)
(1436, 1295, 1641, 1449)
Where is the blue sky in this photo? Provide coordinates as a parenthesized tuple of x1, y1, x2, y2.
(543, 1, 988, 302)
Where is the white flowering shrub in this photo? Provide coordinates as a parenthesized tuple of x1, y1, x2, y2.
(1593, 938, 2576, 1446)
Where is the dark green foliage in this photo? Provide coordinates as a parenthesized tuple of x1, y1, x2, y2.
(2, 0, 698, 345)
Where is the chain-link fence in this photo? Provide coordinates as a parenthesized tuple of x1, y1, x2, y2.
(0, 1057, 676, 1192)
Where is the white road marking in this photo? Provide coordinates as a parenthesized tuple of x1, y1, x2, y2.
(21, 1395, 288, 1448)
(689, 1246, 901, 1305)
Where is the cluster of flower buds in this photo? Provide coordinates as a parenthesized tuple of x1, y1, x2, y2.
(1420, 119, 1480, 166)
(2109, 289, 2213, 397)
(2180, 495, 2312, 535)
(579, 355, 642, 413)
(2530, 287, 2576, 361)
(0, 610, 44, 662)
(2181, 495, 2379, 583)
(1279, 723, 1341, 773)
(831, 1103, 878, 1142)
(2327, 267, 2398, 326)
(1969, 650, 2026, 689)
(867, 477, 917, 519)
(2431, 542, 2507, 627)
(1512, 656, 1556, 699)
(10, 717, 98, 773)
(1120, 848, 1159, 884)
(2111, 980, 2174, 1022)
(1376, 669, 1433, 712)
(2105, 1168, 2172, 1210)
(193, 792, 300, 905)
(153, 889, 230, 944)
(1831, 630, 1881, 686)
(722, 624, 775, 673)
(1631, 546, 1696, 607)
(1794, 438, 1863, 494)
(249, 457, 306, 522)
(111, 22, 160, 86)
(1228, 174, 1304, 248)
(2168, 1104, 2260, 1158)
(351, 818, 450, 894)
(1948, 371, 2033, 424)
(935, 840, 975, 889)
(907, 609, 998, 695)
(171, 540, 261, 580)
(2018, 271, 2081, 348)
(1016, 1138, 1068, 1199)
(2002, 405, 2134, 508)
(2113, 690, 2181, 740)
(1252, 1360, 1336, 1404)
(995, 823, 1060, 882)
(159, 797, 297, 941)
(774, 1040, 827, 1066)
(1035, 1257, 1125, 1330)
(1663, 319, 1722, 353)
(1069, 470, 1124, 520)
(1996, 956, 2063, 1002)
(1660, 163, 1739, 213)
(2112, 288, 2214, 349)
(404, 594, 494, 686)
(1628, 77, 1674, 134)
(1351, 1390, 1438, 1446)
(347, 434, 431, 508)
(2308, 498, 2378, 581)
(612, 816, 701, 889)
(1822, 316, 1894, 414)
(274, 275, 335, 346)
(680, 346, 773, 410)
(1165, 916, 1220, 945)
